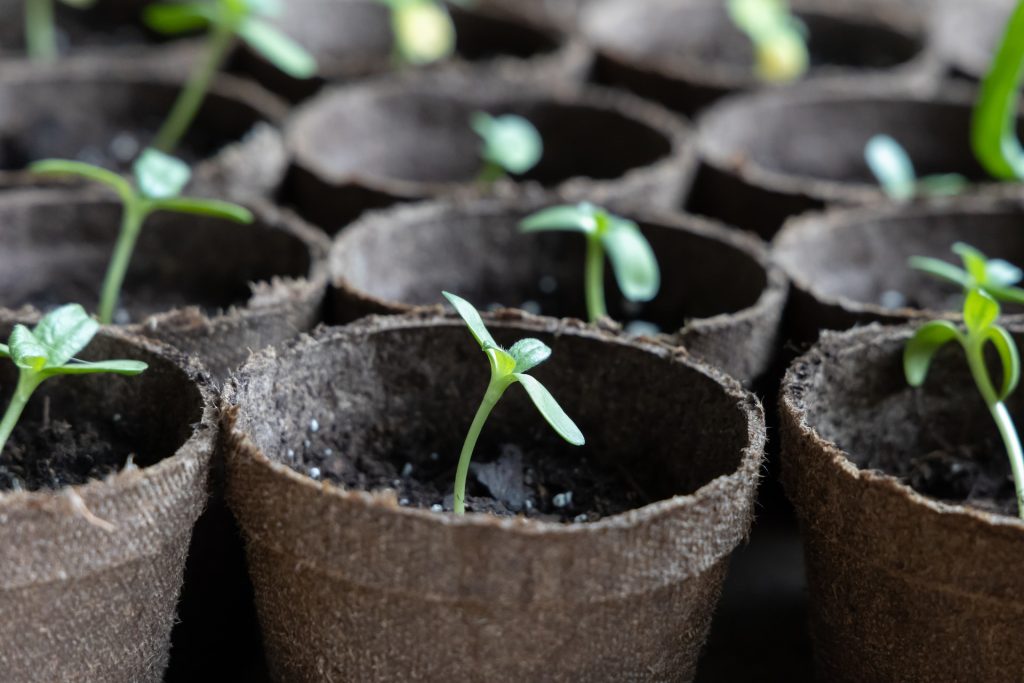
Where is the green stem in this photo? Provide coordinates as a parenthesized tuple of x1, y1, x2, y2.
(25, 0, 57, 61)
(153, 21, 235, 153)
(98, 198, 148, 325)
(453, 376, 509, 514)
(584, 233, 607, 323)
(476, 160, 506, 185)
(0, 372, 43, 456)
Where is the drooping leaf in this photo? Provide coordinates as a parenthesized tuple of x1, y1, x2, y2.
(150, 197, 254, 223)
(32, 304, 100, 368)
(55, 359, 149, 376)
(29, 159, 133, 202)
(143, 2, 214, 34)
(392, 0, 455, 65)
(971, 0, 1024, 180)
(134, 149, 191, 200)
(864, 134, 916, 200)
(601, 218, 660, 302)
(9, 325, 47, 372)
(519, 203, 598, 234)
(987, 325, 1021, 401)
(903, 320, 960, 386)
(513, 373, 585, 446)
(472, 112, 543, 175)
(238, 18, 317, 78)
(964, 289, 1000, 333)
(953, 242, 990, 283)
(442, 291, 497, 349)
(908, 256, 971, 289)
(508, 338, 551, 374)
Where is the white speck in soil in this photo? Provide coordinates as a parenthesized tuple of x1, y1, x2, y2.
(880, 290, 907, 309)
(573, 513, 588, 523)
(109, 133, 139, 163)
(113, 308, 132, 326)
(309, 418, 320, 433)
(430, 452, 440, 461)
(392, 479, 401, 488)
(431, 503, 443, 512)
(625, 320, 661, 337)
(323, 448, 333, 457)
(525, 499, 534, 510)
(538, 275, 558, 293)
(401, 462, 413, 477)
(519, 300, 542, 315)
(309, 467, 321, 479)
(112, 413, 121, 422)
(303, 439, 311, 448)
(552, 491, 573, 508)
(399, 498, 410, 506)
(286, 448, 295, 460)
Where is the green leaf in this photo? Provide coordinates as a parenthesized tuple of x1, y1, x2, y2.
(60, 0, 98, 7)
(971, 0, 1024, 180)
(904, 320, 960, 387)
(512, 373, 585, 446)
(985, 283, 1024, 304)
(953, 242, 989, 283)
(508, 338, 551, 374)
(519, 203, 598, 235)
(150, 197, 254, 223)
(485, 346, 516, 378)
(134, 149, 191, 200)
(600, 219, 660, 302)
(908, 256, 971, 289)
(727, 0, 808, 82)
(471, 112, 543, 175)
(9, 325, 47, 372)
(865, 134, 916, 200)
(0, 343, 8, 358)
(987, 325, 1021, 401)
(916, 173, 969, 197)
(29, 159, 133, 201)
(442, 291, 497, 349)
(32, 304, 100, 368)
(986, 259, 1024, 287)
(51, 359, 149, 376)
(143, 2, 214, 34)
(392, 0, 455, 65)
(964, 289, 1000, 333)
(238, 18, 317, 78)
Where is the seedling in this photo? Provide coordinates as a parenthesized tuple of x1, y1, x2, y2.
(519, 203, 660, 323)
(0, 304, 147, 456)
(972, 0, 1024, 180)
(374, 0, 455, 66)
(443, 291, 584, 515)
(143, 0, 317, 153)
(31, 148, 253, 324)
(24, 0, 96, 61)
(471, 111, 543, 183)
(865, 135, 968, 201)
(727, 0, 808, 82)
(904, 289, 1024, 518)
(910, 242, 1024, 305)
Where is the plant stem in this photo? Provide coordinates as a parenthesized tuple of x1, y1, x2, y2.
(0, 372, 43, 456)
(153, 21, 235, 153)
(584, 233, 607, 323)
(25, 0, 57, 61)
(453, 376, 509, 514)
(476, 160, 505, 185)
(98, 198, 148, 325)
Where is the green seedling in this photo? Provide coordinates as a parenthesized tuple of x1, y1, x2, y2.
(865, 134, 968, 201)
(374, 0, 455, 66)
(143, 0, 317, 153)
(904, 289, 1024, 518)
(0, 304, 147, 456)
(727, 0, 808, 82)
(519, 203, 660, 323)
(24, 0, 96, 61)
(972, 0, 1024, 180)
(31, 148, 253, 325)
(443, 291, 584, 515)
(910, 241, 1024, 305)
(471, 111, 543, 183)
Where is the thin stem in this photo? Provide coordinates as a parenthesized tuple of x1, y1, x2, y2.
(153, 21, 235, 153)
(584, 233, 607, 323)
(476, 160, 505, 185)
(453, 376, 509, 514)
(98, 198, 149, 325)
(25, 0, 57, 61)
(0, 372, 43, 456)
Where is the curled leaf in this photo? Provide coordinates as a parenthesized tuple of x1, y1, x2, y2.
(903, 320, 960, 387)
(601, 219, 660, 302)
(513, 373, 585, 446)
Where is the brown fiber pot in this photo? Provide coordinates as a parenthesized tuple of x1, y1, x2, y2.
(0, 313, 216, 683)
(772, 196, 1024, 343)
(0, 189, 330, 383)
(686, 82, 1014, 239)
(330, 195, 786, 385)
(780, 323, 1024, 682)
(930, 0, 1014, 80)
(0, 60, 289, 201)
(224, 311, 765, 682)
(582, 0, 932, 117)
(283, 65, 693, 232)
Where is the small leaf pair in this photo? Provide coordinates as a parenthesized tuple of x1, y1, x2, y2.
(727, 0, 808, 83)
(374, 0, 456, 66)
(910, 242, 1024, 305)
(471, 112, 543, 183)
(520, 203, 660, 323)
(443, 292, 584, 515)
(864, 135, 968, 201)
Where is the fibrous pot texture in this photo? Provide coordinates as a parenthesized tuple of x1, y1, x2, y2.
(224, 312, 764, 682)
(930, 0, 1014, 80)
(284, 67, 693, 232)
(0, 315, 216, 683)
(773, 197, 1024, 343)
(331, 196, 786, 384)
(582, 0, 930, 116)
(687, 83, 1015, 238)
(0, 189, 330, 381)
(781, 324, 1024, 681)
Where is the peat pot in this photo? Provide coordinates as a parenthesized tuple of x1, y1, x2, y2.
(687, 82, 1016, 238)
(0, 189, 330, 382)
(283, 67, 693, 232)
(224, 311, 765, 682)
(0, 314, 216, 683)
(582, 0, 931, 117)
(781, 324, 1024, 681)
(772, 197, 1024, 343)
(330, 196, 787, 384)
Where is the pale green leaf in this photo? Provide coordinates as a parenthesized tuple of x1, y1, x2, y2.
(904, 320, 960, 387)
(513, 373, 585, 446)
(32, 304, 99, 368)
(150, 197, 254, 223)
(486, 346, 516, 378)
(134, 149, 191, 200)
(986, 259, 1024, 287)
(30, 159, 133, 202)
(508, 338, 551, 374)
(908, 256, 971, 289)
(472, 112, 543, 175)
(9, 325, 47, 372)
(443, 291, 497, 349)
(392, 0, 455, 65)
(238, 18, 317, 78)
(953, 242, 989, 283)
(601, 219, 660, 302)
(987, 325, 1021, 401)
(865, 135, 916, 200)
(50, 359, 149, 376)
(964, 289, 1000, 333)
(519, 203, 597, 234)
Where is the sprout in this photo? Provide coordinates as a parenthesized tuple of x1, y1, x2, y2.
(24, 0, 97, 61)
(519, 203, 660, 323)
(471, 111, 543, 183)
(443, 291, 584, 515)
(865, 135, 968, 201)
(374, 0, 455, 66)
(0, 304, 147, 456)
(31, 148, 253, 324)
(144, 0, 317, 153)
(727, 0, 808, 83)
(971, 0, 1024, 180)
(910, 242, 1024, 306)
